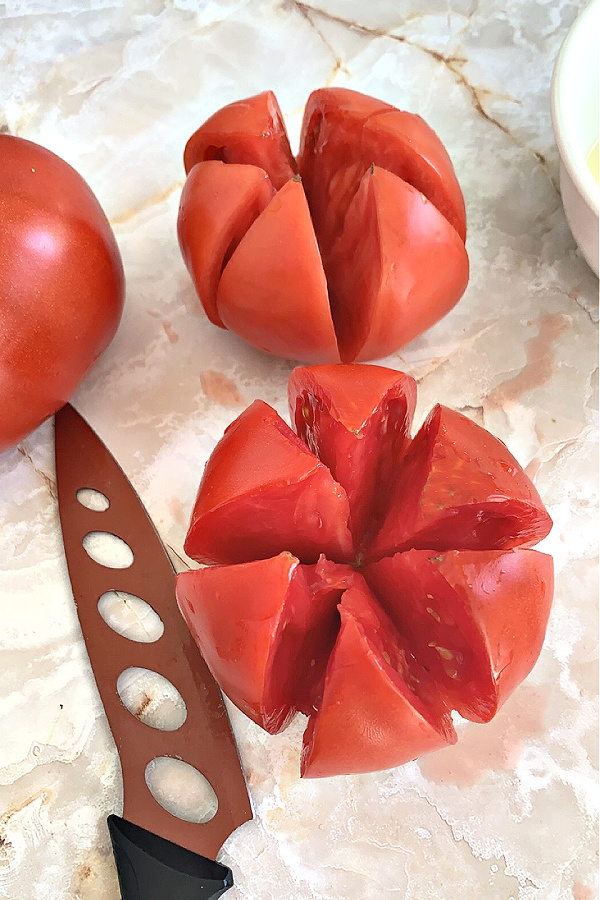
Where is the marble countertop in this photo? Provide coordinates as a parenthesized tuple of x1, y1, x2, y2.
(0, 1, 598, 898)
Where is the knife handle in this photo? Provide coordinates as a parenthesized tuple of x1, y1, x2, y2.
(107, 815, 233, 899)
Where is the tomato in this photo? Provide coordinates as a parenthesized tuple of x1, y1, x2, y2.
(176, 364, 554, 778)
(178, 88, 468, 363)
(0, 136, 124, 451)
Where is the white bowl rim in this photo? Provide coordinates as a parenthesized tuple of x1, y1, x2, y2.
(551, 0, 600, 216)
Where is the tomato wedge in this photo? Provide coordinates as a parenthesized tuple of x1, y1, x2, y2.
(177, 160, 275, 327)
(177, 364, 554, 779)
(368, 404, 553, 562)
(216, 178, 340, 363)
(288, 364, 416, 548)
(365, 548, 554, 723)
(326, 165, 469, 362)
(301, 576, 457, 778)
(183, 399, 353, 566)
(178, 88, 469, 363)
(183, 90, 297, 189)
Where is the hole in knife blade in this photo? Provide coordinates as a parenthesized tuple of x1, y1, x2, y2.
(145, 757, 218, 824)
(98, 591, 164, 643)
(117, 667, 187, 731)
(76, 488, 110, 512)
(82, 531, 134, 569)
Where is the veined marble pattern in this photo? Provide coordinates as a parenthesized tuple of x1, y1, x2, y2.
(0, 1, 598, 898)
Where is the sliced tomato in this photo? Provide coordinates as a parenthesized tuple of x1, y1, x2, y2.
(216, 178, 340, 363)
(301, 576, 456, 778)
(177, 160, 275, 326)
(183, 399, 353, 566)
(288, 363, 417, 548)
(365, 548, 554, 722)
(176, 553, 301, 733)
(326, 165, 470, 362)
(183, 91, 297, 190)
(368, 405, 553, 561)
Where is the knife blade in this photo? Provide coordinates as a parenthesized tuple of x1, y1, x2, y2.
(54, 403, 252, 900)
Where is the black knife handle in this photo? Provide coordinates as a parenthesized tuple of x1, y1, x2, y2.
(107, 815, 233, 899)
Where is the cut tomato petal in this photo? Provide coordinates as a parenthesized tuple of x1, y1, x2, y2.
(361, 110, 467, 243)
(301, 576, 456, 778)
(326, 166, 469, 363)
(184, 399, 353, 565)
(217, 178, 340, 363)
(288, 363, 417, 548)
(368, 404, 553, 561)
(177, 160, 275, 327)
(175, 553, 301, 733)
(365, 548, 554, 722)
(183, 91, 297, 190)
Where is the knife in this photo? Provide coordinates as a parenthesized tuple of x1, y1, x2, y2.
(54, 403, 252, 900)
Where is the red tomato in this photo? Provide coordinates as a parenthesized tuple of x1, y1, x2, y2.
(288, 364, 417, 547)
(0, 136, 124, 451)
(178, 88, 468, 363)
(176, 364, 554, 779)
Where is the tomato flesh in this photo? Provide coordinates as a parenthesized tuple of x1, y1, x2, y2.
(288, 364, 416, 548)
(183, 90, 297, 190)
(216, 178, 340, 363)
(326, 165, 469, 362)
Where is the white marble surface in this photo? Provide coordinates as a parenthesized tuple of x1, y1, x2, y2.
(0, 1, 598, 898)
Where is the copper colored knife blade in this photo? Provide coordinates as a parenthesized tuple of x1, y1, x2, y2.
(54, 403, 252, 899)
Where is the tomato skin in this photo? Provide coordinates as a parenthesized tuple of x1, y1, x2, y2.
(365, 548, 554, 722)
(326, 165, 469, 362)
(177, 160, 275, 327)
(301, 576, 456, 778)
(369, 404, 553, 561)
(183, 91, 297, 190)
(216, 178, 339, 364)
(183, 399, 353, 566)
(0, 136, 124, 451)
(288, 364, 417, 547)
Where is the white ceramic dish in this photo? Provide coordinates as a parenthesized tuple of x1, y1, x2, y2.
(551, 0, 600, 277)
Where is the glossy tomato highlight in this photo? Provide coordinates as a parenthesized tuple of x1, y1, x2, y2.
(178, 88, 469, 363)
(176, 364, 554, 779)
(0, 136, 124, 451)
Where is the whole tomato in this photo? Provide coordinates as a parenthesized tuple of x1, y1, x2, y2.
(178, 88, 469, 364)
(0, 135, 125, 451)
